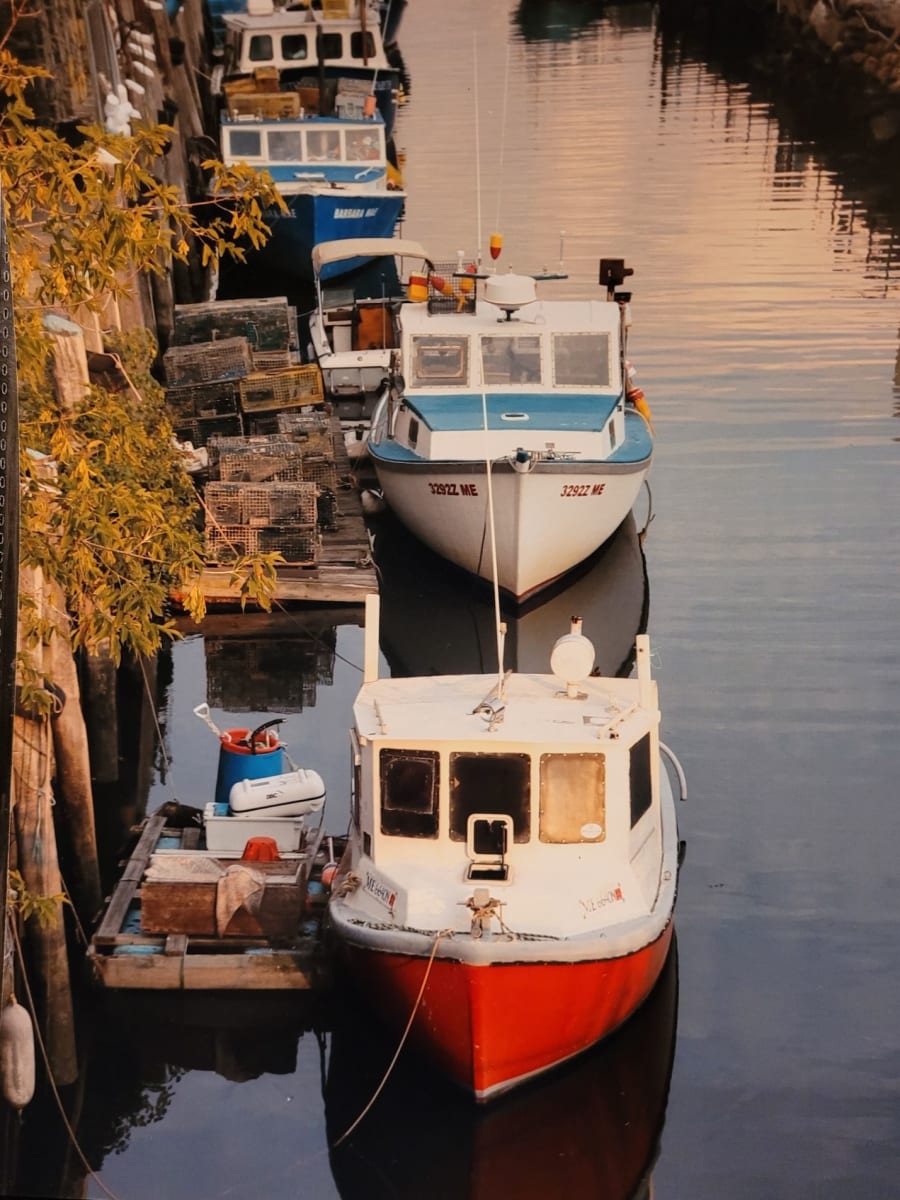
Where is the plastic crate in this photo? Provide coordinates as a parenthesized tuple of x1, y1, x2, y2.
(163, 337, 253, 386)
(238, 365, 324, 413)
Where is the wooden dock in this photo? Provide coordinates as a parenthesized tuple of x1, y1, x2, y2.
(87, 810, 335, 991)
(193, 414, 378, 606)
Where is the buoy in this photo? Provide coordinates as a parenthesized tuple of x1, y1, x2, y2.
(429, 273, 454, 298)
(241, 836, 281, 862)
(408, 272, 428, 302)
(489, 232, 503, 261)
(321, 863, 339, 889)
(0, 998, 36, 1110)
(363, 94, 376, 118)
(457, 265, 476, 311)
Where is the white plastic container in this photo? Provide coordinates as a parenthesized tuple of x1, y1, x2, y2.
(228, 768, 326, 818)
(203, 803, 307, 853)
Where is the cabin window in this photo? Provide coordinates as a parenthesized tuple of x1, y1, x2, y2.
(552, 333, 611, 387)
(247, 34, 273, 63)
(380, 749, 439, 838)
(307, 129, 340, 161)
(228, 129, 263, 160)
(351, 761, 360, 830)
(267, 130, 304, 162)
(411, 336, 469, 386)
(281, 34, 308, 62)
(449, 753, 530, 843)
(346, 130, 381, 162)
(320, 32, 343, 59)
(407, 417, 419, 447)
(481, 335, 542, 385)
(350, 31, 377, 60)
(539, 753, 606, 843)
(630, 734, 652, 827)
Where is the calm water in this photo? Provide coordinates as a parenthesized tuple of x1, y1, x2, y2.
(15, 2, 900, 1196)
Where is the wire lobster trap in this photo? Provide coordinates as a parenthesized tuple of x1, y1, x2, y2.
(162, 337, 254, 386)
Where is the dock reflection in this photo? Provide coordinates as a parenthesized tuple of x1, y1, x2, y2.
(374, 510, 649, 679)
(326, 939, 678, 1200)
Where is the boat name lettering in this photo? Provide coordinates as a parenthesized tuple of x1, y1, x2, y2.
(427, 482, 479, 496)
(334, 208, 379, 219)
(560, 484, 606, 497)
(364, 872, 396, 911)
(578, 885, 624, 917)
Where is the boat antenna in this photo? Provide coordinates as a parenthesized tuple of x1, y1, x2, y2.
(472, 29, 483, 266)
(494, 42, 511, 236)
(479, 335, 507, 693)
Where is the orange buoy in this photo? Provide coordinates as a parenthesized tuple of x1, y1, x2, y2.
(363, 94, 376, 118)
(489, 232, 503, 261)
(408, 272, 428, 302)
(429, 273, 454, 298)
(241, 836, 281, 862)
(321, 863, 339, 889)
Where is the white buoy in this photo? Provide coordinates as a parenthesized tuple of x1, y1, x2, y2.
(0, 998, 36, 1110)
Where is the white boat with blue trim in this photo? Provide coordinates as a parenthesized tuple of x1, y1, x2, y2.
(330, 244, 653, 603)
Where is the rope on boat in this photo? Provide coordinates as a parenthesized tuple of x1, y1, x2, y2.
(330, 927, 451, 1148)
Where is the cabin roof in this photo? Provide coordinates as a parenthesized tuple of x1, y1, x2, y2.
(312, 237, 430, 275)
(399, 296, 622, 336)
(354, 671, 653, 749)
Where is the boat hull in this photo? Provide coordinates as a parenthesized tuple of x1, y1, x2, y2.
(367, 454, 649, 601)
(337, 923, 674, 1102)
(256, 192, 405, 282)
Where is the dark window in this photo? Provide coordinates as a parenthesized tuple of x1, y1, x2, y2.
(350, 31, 377, 59)
(408, 417, 419, 447)
(449, 753, 530, 843)
(351, 761, 360, 830)
(248, 34, 273, 63)
(281, 34, 308, 61)
(380, 749, 439, 838)
(630, 734, 652, 827)
(320, 32, 343, 59)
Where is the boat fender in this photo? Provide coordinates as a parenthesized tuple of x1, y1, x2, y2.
(0, 998, 35, 1110)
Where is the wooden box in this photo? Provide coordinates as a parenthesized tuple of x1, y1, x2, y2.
(140, 855, 306, 939)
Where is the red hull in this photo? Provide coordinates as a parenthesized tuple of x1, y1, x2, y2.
(342, 923, 674, 1100)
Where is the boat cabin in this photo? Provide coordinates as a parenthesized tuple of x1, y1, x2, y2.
(221, 2, 398, 125)
(349, 669, 666, 933)
(219, 112, 389, 188)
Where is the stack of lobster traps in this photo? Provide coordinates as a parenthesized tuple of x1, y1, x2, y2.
(162, 298, 345, 567)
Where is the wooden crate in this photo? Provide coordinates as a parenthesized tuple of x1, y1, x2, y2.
(140, 856, 306, 939)
(228, 92, 302, 119)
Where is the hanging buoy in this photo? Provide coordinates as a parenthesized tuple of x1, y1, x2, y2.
(428, 273, 454, 298)
(489, 232, 503, 261)
(457, 264, 476, 311)
(626, 384, 653, 429)
(408, 272, 428, 303)
(363, 94, 376, 118)
(0, 997, 36, 1111)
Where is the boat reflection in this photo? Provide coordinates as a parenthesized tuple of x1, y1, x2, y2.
(513, 0, 607, 43)
(326, 938, 678, 1200)
(374, 510, 649, 679)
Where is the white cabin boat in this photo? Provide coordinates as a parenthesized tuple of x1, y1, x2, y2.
(309, 239, 654, 601)
(327, 594, 685, 1102)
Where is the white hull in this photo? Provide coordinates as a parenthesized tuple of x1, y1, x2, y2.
(372, 458, 648, 601)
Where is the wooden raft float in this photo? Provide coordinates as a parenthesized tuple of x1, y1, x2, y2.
(87, 809, 337, 991)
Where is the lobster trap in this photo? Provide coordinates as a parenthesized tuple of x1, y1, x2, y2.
(162, 337, 254, 386)
(205, 481, 318, 528)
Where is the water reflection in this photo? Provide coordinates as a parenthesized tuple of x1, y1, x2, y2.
(374, 509, 649, 679)
(513, 0, 606, 43)
(326, 939, 679, 1200)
